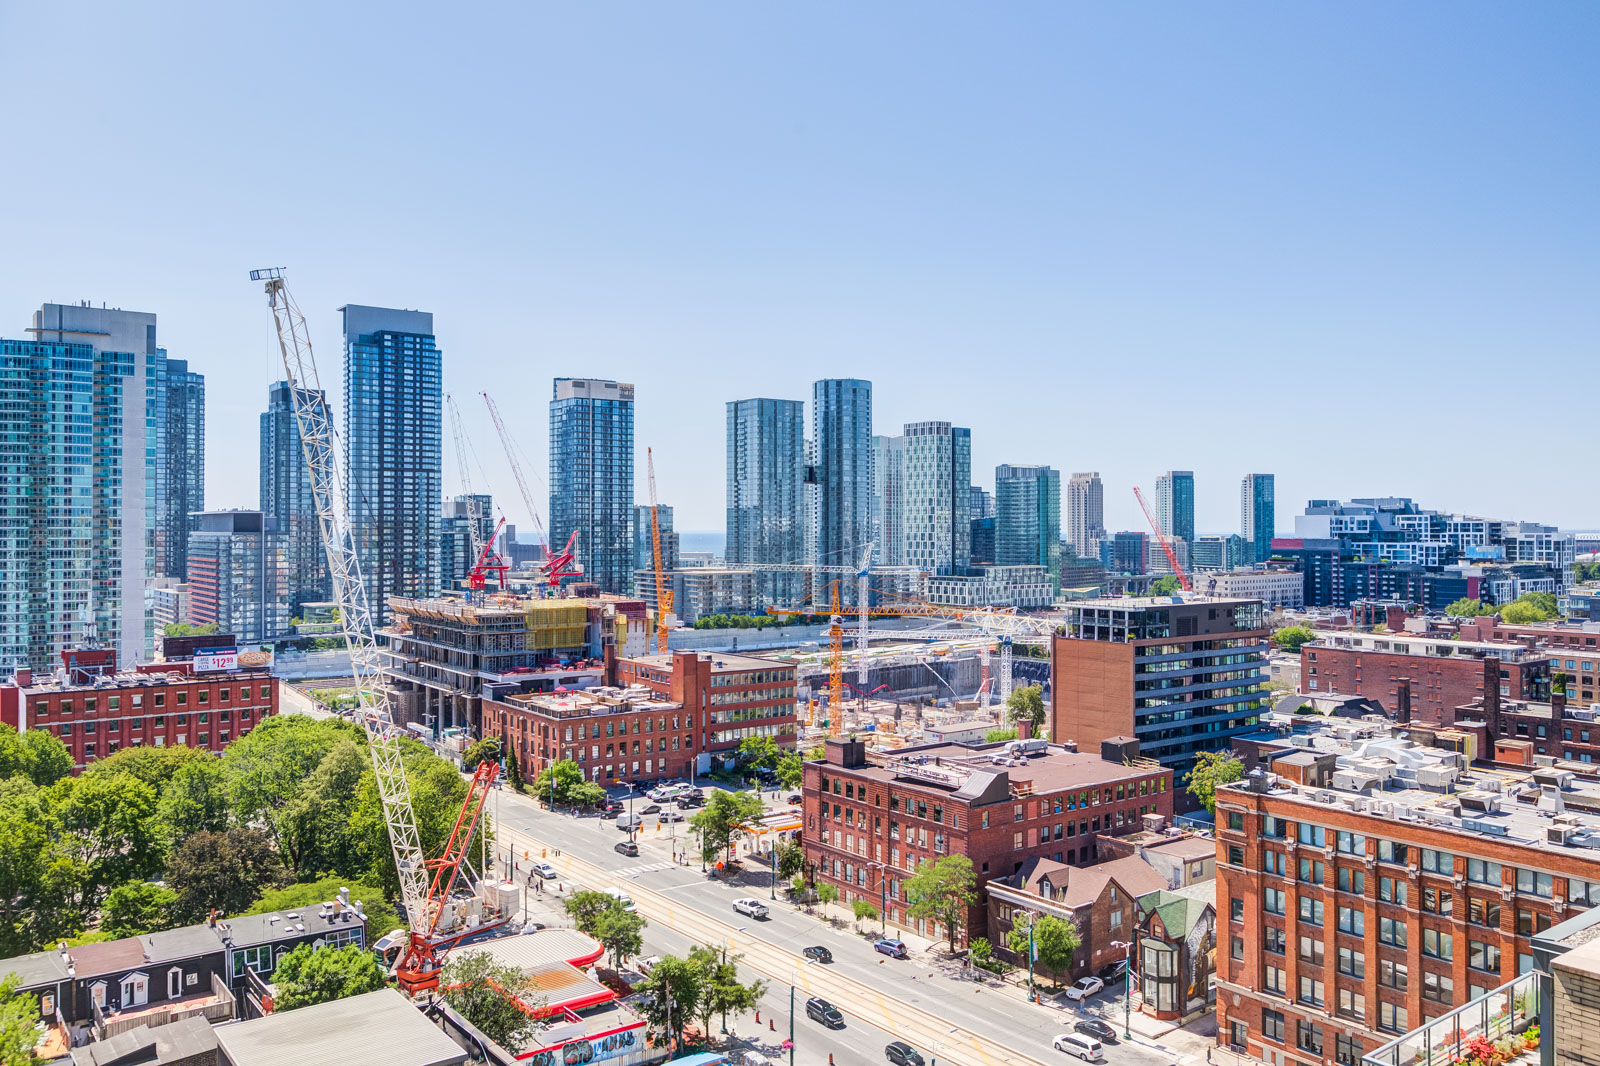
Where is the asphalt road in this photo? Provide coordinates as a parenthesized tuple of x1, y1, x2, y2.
(489, 786, 1180, 1066)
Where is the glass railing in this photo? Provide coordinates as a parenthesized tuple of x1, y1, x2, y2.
(1362, 971, 1545, 1066)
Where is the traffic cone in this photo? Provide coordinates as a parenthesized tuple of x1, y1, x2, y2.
(769, 1019, 775, 1031)
(829, 1055, 835, 1065)
(755, 1011, 761, 1023)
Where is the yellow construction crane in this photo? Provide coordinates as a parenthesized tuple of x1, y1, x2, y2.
(646, 447, 672, 653)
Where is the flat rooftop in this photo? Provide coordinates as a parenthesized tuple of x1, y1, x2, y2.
(836, 741, 1163, 800)
(624, 651, 794, 672)
(503, 686, 681, 719)
(215, 988, 463, 1066)
(1066, 595, 1260, 610)
(15, 668, 273, 695)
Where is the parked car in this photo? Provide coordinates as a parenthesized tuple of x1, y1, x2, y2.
(640, 803, 662, 814)
(601, 799, 625, 814)
(1051, 1034, 1104, 1062)
(617, 814, 643, 832)
(605, 888, 636, 912)
(532, 862, 558, 879)
(885, 1043, 924, 1066)
(1073, 1019, 1118, 1045)
(1064, 976, 1104, 1001)
(801, 946, 833, 964)
(614, 840, 640, 857)
(660, 810, 687, 822)
(733, 898, 770, 919)
(676, 795, 705, 810)
(805, 997, 844, 1028)
(873, 938, 908, 959)
(637, 955, 662, 975)
(786, 794, 802, 805)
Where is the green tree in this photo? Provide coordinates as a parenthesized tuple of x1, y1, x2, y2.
(1185, 750, 1245, 814)
(968, 936, 1005, 974)
(775, 840, 805, 880)
(85, 744, 210, 791)
(736, 735, 782, 773)
(0, 974, 42, 1066)
(154, 757, 230, 853)
(1006, 913, 1081, 988)
(689, 789, 765, 866)
(222, 716, 360, 852)
(636, 954, 704, 1050)
(1554, 671, 1570, 695)
(278, 740, 367, 878)
(270, 942, 387, 1010)
(1498, 592, 1560, 624)
(1005, 684, 1046, 737)
(774, 752, 803, 791)
(1270, 625, 1317, 653)
(1445, 598, 1496, 619)
(167, 827, 288, 924)
(851, 899, 879, 932)
(439, 950, 542, 1050)
(0, 727, 32, 783)
(42, 772, 161, 912)
(815, 882, 840, 908)
(1149, 575, 1182, 597)
(564, 890, 624, 936)
(20, 731, 71, 788)
(505, 746, 524, 792)
(246, 877, 404, 937)
(532, 759, 589, 807)
(0, 797, 59, 954)
(461, 738, 500, 771)
(162, 622, 220, 637)
(984, 728, 1018, 743)
(595, 907, 647, 970)
(905, 855, 977, 953)
(101, 881, 178, 938)
(689, 944, 766, 1035)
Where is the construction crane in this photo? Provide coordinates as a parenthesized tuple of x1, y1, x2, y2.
(444, 393, 487, 568)
(467, 515, 511, 593)
(646, 447, 672, 653)
(252, 269, 505, 994)
(1133, 485, 1193, 592)
(482, 392, 583, 586)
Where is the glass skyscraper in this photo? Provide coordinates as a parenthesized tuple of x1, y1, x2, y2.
(811, 379, 873, 571)
(995, 464, 1061, 588)
(549, 378, 634, 594)
(726, 398, 805, 603)
(1067, 471, 1105, 560)
(160, 357, 205, 580)
(898, 422, 971, 576)
(260, 380, 331, 612)
(341, 305, 442, 622)
(441, 493, 496, 591)
(632, 503, 679, 594)
(185, 510, 289, 643)
(1155, 470, 1196, 548)
(1241, 473, 1275, 564)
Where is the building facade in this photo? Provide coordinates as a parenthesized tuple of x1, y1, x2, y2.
(1155, 470, 1195, 549)
(1206, 568, 1305, 609)
(440, 493, 496, 592)
(341, 305, 442, 621)
(484, 685, 693, 785)
(1067, 472, 1105, 561)
(1102, 531, 1150, 575)
(259, 380, 330, 612)
(1051, 597, 1270, 789)
(897, 422, 971, 576)
(995, 464, 1061, 589)
(725, 398, 805, 604)
(1241, 473, 1275, 566)
(1301, 633, 1550, 725)
(161, 358, 206, 581)
(631, 503, 680, 596)
(617, 649, 798, 758)
(811, 379, 873, 572)
(929, 565, 1055, 609)
(1193, 534, 1252, 572)
(550, 378, 635, 594)
(185, 511, 289, 644)
(872, 433, 904, 565)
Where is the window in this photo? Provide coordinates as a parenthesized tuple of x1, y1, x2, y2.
(1264, 888, 1285, 916)
(1262, 1009, 1285, 1043)
(1338, 868, 1365, 895)
(1337, 1032, 1363, 1064)
(1517, 869, 1554, 897)
(1421, 849, 1454, 875)
(1423, 971, 1454, 1005)
(1517, 909, 1552, 936)
(1470, 898, 1501, 928)
(1231, 897, 1244, 922)
(1231, 936, 1244, 961)
(1262, 850, 1286, 876)
(1227, 845, 1244, 866)
(1230, 1021, 1248, 1050)
(1338, 946, 1365, 978)
(1298, 976, 1325, 1007)
(1379, 960, 1408, 991)
(1423, 929, 1453, 960)
(1378, 840, 1408, 865)
(1297, 1020, 1324, 1055)
(1263, 816, 1287, 839)
(1338, 906, 1364, 935)
(1337, 831, 1366, 855)
(1299, 935, 1324, 966)
(1264, 926, 1286, 955)
(1228, 811, 1243, 831)
(1298, 858, 1324, 884)
(1298, 897, 1324, 926)
(1264, 965, 1286, 995)
(1423, 888, 1453, 915)
(1469, 940, 1501, 973)
(1379, 877, 1407, 905)
(1298, 823, 1326, 847)
(1379, 917, 1407, 947)
(1379, 1002, 1408, 1034)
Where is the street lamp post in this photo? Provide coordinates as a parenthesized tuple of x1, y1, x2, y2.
(769, 833, 778, 900)
(1111, 938, 1135, 1039)
(866, 861, 888, 937)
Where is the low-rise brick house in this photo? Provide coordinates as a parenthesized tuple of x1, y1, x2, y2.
(802, 736, 1173, 946)
(616, 650, 798, 758)
(1214, 717, 1600, 1066)
(986, 854, 1170, 984)
(482, 685, 694, 785)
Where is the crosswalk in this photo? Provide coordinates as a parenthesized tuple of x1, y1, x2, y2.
(613, 860, 675, 878)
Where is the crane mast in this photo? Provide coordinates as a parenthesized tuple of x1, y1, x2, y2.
(646, 447, 672, 652)
(249, 269, 432, 930)
(482, 391, 581, 585)
(445, 393, 487, 568)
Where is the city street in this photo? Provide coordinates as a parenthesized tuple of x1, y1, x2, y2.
(488, 785, 1190, 1066)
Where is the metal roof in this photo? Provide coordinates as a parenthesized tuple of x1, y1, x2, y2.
(214, 988, 464, 1066)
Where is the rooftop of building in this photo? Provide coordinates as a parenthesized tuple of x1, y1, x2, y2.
(1309, 629, 1548, 662)
(622, 650, 795, 673)
(825, 738, 1165, 803)
(1218, 715, 1600, 860)
(1066, 595, 1261, 611)
(70, 1014, 218, 1066)
(999, 853, 1171, 909)
(212, 900, 370, 949)
(498, 685, 681, 719)
(214, 988, 464, 1066)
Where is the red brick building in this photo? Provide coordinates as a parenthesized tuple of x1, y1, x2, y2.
(615, 650, 797, 757)
(1302, 631, 1550, 726)
(0, 656, 278, 772)
(482, 686, 695, 785)
(1215, 728, 1600, 1066)
(803, 736, 1173, 946)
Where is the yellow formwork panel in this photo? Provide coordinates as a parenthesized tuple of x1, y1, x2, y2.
(524, 600, 589, 651)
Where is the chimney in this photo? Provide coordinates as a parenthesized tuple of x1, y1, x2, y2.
(1483, 656, 1502, 735)
(1016, 718, 1031, 741)
(13, 668, 30, 687)
(1395, 678, 1412, 725)
(1386, 606, 1407, 633)
(1554, 689, 1568, 718)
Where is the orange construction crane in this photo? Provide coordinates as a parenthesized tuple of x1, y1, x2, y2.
(646, 447, 673, 653)
(1132, 485, 1193, 592)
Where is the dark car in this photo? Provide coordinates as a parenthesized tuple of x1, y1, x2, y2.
(640, 803, 662, 814)
(614, 840, 640, 857)
(886, 1042, 925, 1066)
(677, 795, 705, 809)
(873, 937, 909, 959)
(786, 794, 803, 805)
(805, 997, 844, 1028)
(601, 799, 625, 814)
(1074, 1019, 1118, 1045)
(802, 946, 833, 964)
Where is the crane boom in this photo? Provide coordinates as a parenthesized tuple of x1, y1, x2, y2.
(249, 269, 432, 929)
(646, 447, 672, 653)
(445, 394, 486, 567)
(1132, 485, 1193, 592)
(482, 392, 581, 584)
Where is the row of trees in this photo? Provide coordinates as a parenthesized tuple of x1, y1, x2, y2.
(637, 946, 767, 1050)
(0, 714, 476, 956)
(692, 613, 816, 630)
(1446, 592, 1561, 623)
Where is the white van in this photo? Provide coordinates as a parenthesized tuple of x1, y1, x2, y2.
(1051, 1034, 1104, 1062)
(616, 813, 643, 832)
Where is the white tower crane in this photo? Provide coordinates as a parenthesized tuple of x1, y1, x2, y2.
(445, 393, 487, 568)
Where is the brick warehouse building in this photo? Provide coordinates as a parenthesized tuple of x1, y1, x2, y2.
(615, 650, 797, 759)
(803, 736, 1173, 946)
(1214, 718, 1600, 1066)
(482, 686, 695, 785)
(1050, 596, 1270, 805)
(1, 652, 278, 771)
(1302, 630, 1550, 726)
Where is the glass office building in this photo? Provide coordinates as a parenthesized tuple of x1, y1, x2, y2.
(159, 357, 206, 581)
(1241, 473, 1275, 564)
(726, 397, 805, 603)
(341, 305, 442, 622)
(1155, 470, 1196, 548)
(899, 422, 971, 576)
(549, 378, 634, 594)
(811, 379, 874, 570)
(995, 464, 1061, 588)
(260, 380, 332, 611)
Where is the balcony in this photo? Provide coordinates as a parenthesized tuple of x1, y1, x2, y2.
(1361, 971, 1543, 1066)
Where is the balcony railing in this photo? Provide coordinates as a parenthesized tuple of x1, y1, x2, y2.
(1362, 970, 1544, 1066)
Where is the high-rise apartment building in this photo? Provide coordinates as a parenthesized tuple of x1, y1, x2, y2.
(970, 486, 995, 521)
(4, 304, 166, 669)
(995, 464, 1061, 588)
(871, 434, 904, 566)
(1067, 472, 1105, 560)
(632, 503, 680, 593)
(341, 305, 442, 622)
(160, 358, 205, 580)
(1155, 470, 1195, 548)
(441, 493, 495, 591)
(811, 379, 873, 570)
(186, 510, 289, 643)
(726, 398, 805, 603)
(898, 422, 970, 576)
(549, 378, 634, 594)
(1240, 473, 1275, 565)
(259, 380, 330, 612)
(1101, 531, 1149, 574)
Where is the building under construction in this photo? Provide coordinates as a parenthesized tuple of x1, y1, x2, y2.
(380, 594, 648, 736)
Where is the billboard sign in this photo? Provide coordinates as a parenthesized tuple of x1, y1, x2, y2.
(193, 649, 239, 673)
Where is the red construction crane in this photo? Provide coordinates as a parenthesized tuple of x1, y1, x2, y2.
(482, 392, 583, 587)
(1132, 485, 1193, 592)
(467, 516, 511, 593)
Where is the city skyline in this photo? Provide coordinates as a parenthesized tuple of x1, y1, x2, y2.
(3, 6, 1593, 539)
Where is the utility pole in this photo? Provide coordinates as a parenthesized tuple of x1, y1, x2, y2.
(1027, 913, 1036, 1002)
(788, 979, 796, 1066)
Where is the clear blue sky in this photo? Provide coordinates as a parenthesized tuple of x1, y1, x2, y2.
(3, 3, 1596, 537)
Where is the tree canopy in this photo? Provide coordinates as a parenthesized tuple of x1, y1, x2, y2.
(1445, 598, 1497, 619)
(1148, 575, 1182, 597)
(533, 758, 607, 808)
(1185, 751, 1245, 814)
(161, 622, 220, 637)
(689, 789, 765, 867)
(1005, 912, 1081, 987)
(270, 942, 386, 1010)
(1497, 592, 1560, 624)
(736, 735, 782, 773)
(905, 855, 976, 953)
(1270, 625, 1317, 653)
(440, 950, 542, 1050)
(1005, 684, 1046, 737)
(564, 890, 647, 968)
